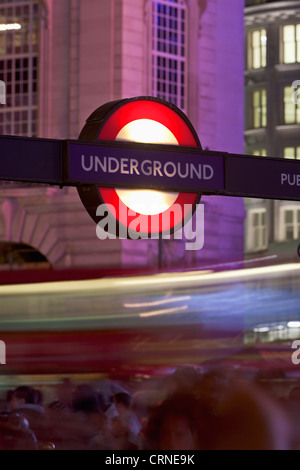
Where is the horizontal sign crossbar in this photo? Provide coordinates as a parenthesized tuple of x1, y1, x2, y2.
(0, 135, 300, 201)
(67, 140, 225, 193)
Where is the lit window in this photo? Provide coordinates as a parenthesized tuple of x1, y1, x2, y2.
(252, 89, 267, 128)
(281, 208, 300, 241)
(284, 147, 300, 159)
(248, 29, 267, 70)
(151, 0, 187, 112)
(248, 209, 267, 251)
(284, 86, 300, 124)
(253, 149, 267, 156)
(282, 24, 300, 64)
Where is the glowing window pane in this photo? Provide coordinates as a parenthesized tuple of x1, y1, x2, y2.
(251, 210, 267, 251)
(253, 47, 261, 69)
(261, 29, 267, 67)
(253, 90, 259, 107)
(249, 29, 267, 69)
(284, 25, 295, 42)
(253, 92, 260, 128)
(283, 25, 296, 63)
(296, 106, 300, 124)
(261, 90, 267, 127)
(284, 147, 295, 159)
(284, 87, 295, 123)
(252, 90, 267, 128)
(261, 45, 267, 67)
(253, 149, 267, 156)
(252, 31, 260, 47)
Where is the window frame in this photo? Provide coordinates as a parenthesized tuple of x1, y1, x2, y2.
(247, 28, 267, 70)
(281, 24, 300, 65)
(283, 85, 300, 125)
(0, 0, 41, 138)
(283, 146, 300, 160)
(247, 208, 268, 252)
(249, 88, 267, 129)
(279, 206, 300, 242)
(151, 0, 188, 113)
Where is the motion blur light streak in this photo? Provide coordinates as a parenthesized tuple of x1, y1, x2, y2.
(0, 23, 21, 31)
(124, 296, 191, 308)
(287, 322, 300, 328)
(139, 305, 189, 318)
(1, 264, 300, 297)
(1, 261, 300, 375)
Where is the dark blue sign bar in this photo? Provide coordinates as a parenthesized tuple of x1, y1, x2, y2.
(1, 135, 300, 202)
(226, 154, 300, 201)
(67, 140, 225, 193)
(0, 135, 62, 184)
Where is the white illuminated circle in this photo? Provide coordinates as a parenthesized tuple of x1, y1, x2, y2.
(115, 119, 179, 216)
(116, 119, 179, 144)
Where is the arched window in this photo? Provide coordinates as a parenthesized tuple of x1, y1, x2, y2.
(151, 0, 187, 112)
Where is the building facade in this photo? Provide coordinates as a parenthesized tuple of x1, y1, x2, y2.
(245, 0, 300, 262)
(0, 0, 245, 271)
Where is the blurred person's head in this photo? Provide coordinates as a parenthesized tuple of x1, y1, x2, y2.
(9, 386, 37, 409)
(113, 392, 132, 415)
(146, 392, 210, 450)
(199, 368, 231, 414)
(164, 365, 202, 397)
(213, 381, 291, 450)
(72, 384, 101, 414)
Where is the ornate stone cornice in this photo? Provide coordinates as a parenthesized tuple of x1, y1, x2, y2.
(245, 2, 300, 26)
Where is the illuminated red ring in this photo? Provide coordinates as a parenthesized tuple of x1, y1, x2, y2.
(96, 98, 201, 236)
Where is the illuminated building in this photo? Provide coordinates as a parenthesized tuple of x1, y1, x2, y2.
(0, 0, 245, 270)
(245, 0, 300, 261)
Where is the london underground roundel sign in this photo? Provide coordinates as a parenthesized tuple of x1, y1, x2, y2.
(77, 96, 202, 238)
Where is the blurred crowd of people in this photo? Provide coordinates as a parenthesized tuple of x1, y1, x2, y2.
(0, 366, 298, 450)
